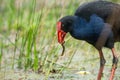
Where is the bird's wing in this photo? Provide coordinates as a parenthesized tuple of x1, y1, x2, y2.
(95, 23, 113, 49)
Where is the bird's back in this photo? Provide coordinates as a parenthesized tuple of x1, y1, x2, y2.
(75, 1, 120, 42)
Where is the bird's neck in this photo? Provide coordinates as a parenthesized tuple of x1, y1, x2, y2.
(69, 15, 105, 44)
(70, 16, 89, 40)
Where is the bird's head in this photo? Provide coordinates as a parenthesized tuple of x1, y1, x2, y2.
(57, 16, 74, 44)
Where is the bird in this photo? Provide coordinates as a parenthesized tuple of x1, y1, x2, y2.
(57, 1, 120, 80)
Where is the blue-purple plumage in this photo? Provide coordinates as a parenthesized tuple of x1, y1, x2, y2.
(59, 1, 120, 50)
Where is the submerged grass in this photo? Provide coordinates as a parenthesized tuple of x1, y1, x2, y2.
(0, 0, 120, 79)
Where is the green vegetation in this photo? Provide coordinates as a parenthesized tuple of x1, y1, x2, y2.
(0, 0, 120, 80)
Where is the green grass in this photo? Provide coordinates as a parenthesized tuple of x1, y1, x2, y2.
(0, 0, 81, 75)
(0, 0, 120, 80)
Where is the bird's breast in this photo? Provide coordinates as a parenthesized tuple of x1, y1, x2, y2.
(70, 27, 99, 41)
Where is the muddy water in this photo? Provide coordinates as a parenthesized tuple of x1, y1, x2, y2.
(0, 49, 120, 80)
(51, 49, 120, 80)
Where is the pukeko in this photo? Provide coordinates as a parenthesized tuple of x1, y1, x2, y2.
(57, 1, 120, 80)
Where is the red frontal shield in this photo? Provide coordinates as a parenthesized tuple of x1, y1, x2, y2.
(57, 22, 66, 44)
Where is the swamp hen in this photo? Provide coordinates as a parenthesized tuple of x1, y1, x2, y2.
(57, 1, 120, 80)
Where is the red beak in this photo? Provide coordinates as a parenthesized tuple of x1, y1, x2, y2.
(57, 22, 66, 44)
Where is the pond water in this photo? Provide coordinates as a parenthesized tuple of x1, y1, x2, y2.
(1, 49, 120, 80)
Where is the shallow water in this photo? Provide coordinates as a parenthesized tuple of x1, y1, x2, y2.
(1, 49, 120, 80)
(51, 49, 120, 80)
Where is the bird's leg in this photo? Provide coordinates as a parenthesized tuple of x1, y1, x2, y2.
(97, 50, 106, 80)
(109, 48, 118, 80)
